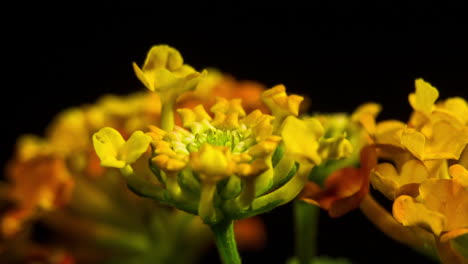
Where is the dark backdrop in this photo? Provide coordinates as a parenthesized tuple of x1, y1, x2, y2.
(3, 2, 467, 263)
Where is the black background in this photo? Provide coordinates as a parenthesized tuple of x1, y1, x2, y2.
(3, 2, 467, 263)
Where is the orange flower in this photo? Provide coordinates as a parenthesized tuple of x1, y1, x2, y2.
(2, 156, 74, 237)
(300, 146, 377, 217)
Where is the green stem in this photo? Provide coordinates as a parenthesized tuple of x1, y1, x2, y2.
(294, 200, 319, 264)
(211, 220, 241, 264)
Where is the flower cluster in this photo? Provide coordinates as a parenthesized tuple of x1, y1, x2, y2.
(2, 43, 467, 264)
(93, 45, 353, 228)
(0, 51, 272, 263)
(365, 79, 468, 262)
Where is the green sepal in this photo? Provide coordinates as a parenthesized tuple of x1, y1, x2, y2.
(177, 168, 201, 196)
(272, 144, 285, 167)
(452, 233, 468, 258)
(226, 199, 284, 220)
(218, 175, 242, 200)
(149, 158, 166, 185)
(270, 162, 298, 192)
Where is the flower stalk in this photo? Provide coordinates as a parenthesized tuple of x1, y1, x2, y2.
(294, 200, 319, 264)
(211, 219, 241, 264)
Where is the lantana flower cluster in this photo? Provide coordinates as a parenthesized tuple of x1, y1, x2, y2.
(1, 44, 467, 264)
(93, 45, 353, 227)
(366, 79, 468, 262)
(0, 48, 274, 263)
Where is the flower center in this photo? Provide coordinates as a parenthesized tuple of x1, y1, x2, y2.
(171, 125, 256, 154)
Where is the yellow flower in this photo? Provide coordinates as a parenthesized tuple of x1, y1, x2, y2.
(279, 116, 324, 165)
(371, 159, 430, 200)
(92, 127, 152, 168)
(47, 108, 90, 156)
(190, 144, 235, 183)
(133, 45, 206, 97)
(393, 177, 468, 240)
(401, 118, 468, 160)
(132, 45, 207, 131)
(14, 135, 54, 161)
(280, 109, 355, 168)
(350, 102, 382, 136)
(262, 84, 304, 130)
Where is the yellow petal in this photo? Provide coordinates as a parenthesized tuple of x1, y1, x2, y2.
(262, 84, 303, 129)
(280, 116, 324, 165)
(351, 102, 382, 134)
(449, 164, 468, 188)
(374, 120, 405, 146)
(371, 159, 429, 200)
(120, 131, 152, 164)
(401, 127, 425, 160)
(190, 144, 233, 183)
(438, 97, 468, 125)
(409, 78, 439, 115)
(142, 45, 184, 71)
(419, 179, 468, 231)
(92, 127, 126, 168)
(371, 163, 401, 200)
(393, 195, 447, 236)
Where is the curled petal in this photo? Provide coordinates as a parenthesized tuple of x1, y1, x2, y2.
(93, 127, 126, 168)
(301, 146, 377, 217)
(92, 127, 151, 168)
(371, 159, 429, 200)
(280, 116, 324, 165)
(408, 78, 439, 115)
(351, 102, 382, 134)
(120, 131, 152, 164)
(190, 144, 234, 183)
(393, 195, 447, 236)
(449, 164, 468, 188)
